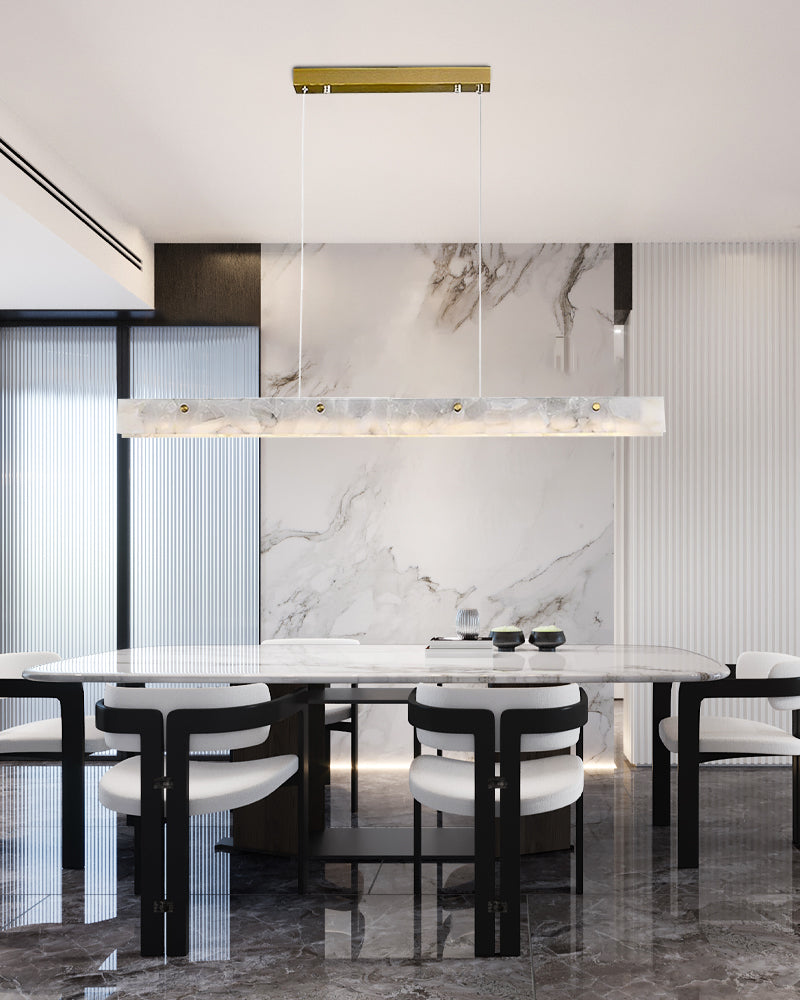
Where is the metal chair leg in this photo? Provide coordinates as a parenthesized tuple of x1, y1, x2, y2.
(298, 707, 309, 893)
(165, 802, 191, 957)
(413, 799, 422, 897)
(350, 704, 358, 815)
(138, 805, 164, 957)
(575, 794, 584, 894)
(793, 711, 800, 849)
(131, 816, 141, 896)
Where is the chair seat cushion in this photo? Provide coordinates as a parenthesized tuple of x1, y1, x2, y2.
(98, 754, 298, 816)
(324, 704, 352, 725)
(0, 715, 108, 754)
(409, 753, 584, 818)
(659, 715, 800, 756)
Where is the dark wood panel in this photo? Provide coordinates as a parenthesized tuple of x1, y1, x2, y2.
(154, 243, 260, 326)
(614, 242, 632, 325)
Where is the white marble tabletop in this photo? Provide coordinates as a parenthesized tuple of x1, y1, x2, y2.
(23, 644, 728, 686)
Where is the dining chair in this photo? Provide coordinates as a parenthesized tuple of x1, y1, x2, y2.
(0, 651, 108, 869)
(95, 682, 307, 956)
(658, 650, 800, 868)
(261, 637, 360, 813)
(408, 682, 588, 957)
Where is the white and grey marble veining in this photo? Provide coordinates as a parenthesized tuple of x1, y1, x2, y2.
(260, 243, 619, 766)
(24, 645, 727, 686)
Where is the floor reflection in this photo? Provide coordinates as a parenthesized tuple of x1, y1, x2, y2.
(1, 723, 799, 999)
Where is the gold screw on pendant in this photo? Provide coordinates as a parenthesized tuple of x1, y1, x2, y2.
(316, 402, 325, 413)
(179, 404, 189, 413)
(592, 402, 601, 411)
(453, 402, 463, 412)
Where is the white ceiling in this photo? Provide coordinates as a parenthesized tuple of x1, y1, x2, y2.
(0, 191, 149, 309)
(0, 0, 799, 254)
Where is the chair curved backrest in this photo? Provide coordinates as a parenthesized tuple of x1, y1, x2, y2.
(734, 651, 800, 711)
(102, 683, 272, 752)
(768, 660, 800, 711)
(414, 683, 582, 753)
(260, 638, 360, 645)
(0, 651, 60, 680)
(735, 650, 796, 679)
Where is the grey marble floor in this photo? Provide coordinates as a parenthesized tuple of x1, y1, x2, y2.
(1, 716, 799, 1000)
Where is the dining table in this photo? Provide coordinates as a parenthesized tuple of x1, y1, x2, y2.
(24, 642, 727, 871)
(25, 643, 727, 956)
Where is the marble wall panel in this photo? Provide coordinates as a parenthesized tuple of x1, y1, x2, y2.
(260, 244, 618, 766)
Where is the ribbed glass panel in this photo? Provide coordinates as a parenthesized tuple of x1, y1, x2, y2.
(0, 326, 116, 726)
(189, 812, 231, 961)
(621, 244, 799, 764)
(130, 327, 258, 646)
(84, 764, 117, 921)
(0, 763, 115, 927)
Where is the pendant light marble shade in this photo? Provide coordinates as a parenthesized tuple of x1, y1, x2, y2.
(118, 395, 665, 438)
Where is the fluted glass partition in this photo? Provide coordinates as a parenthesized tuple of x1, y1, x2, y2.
(130, 326, 259, 646)
(0, 325, 116, 725)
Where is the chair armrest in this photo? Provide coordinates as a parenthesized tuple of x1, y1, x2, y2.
(95, 700, 165, 748)
(499, 689, 588, 747)
(407, 691, 498, 831)
(678, 674, 800, 712)
(407, 691, 495, 749)
(95, 700, 167, 819)
(165, 689, 306, 746)
(165, 690, 307, 778)
(0, 680, 86, 763)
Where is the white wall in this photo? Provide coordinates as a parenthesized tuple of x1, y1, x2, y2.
(620, 242, 800, 764)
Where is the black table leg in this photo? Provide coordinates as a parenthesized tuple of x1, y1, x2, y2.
(677, 687, 701, 868)
(57, 684, 86, 871)
(652, 682, 672, 828)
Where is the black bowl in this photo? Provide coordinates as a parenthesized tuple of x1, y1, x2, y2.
(530, 628, 566, 651)
(490, 628, 525, 652)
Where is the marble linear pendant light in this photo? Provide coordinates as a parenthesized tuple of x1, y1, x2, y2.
(118, 66, 664, 439)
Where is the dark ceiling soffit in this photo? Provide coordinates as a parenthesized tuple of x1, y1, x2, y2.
(0, 136, 143, 271)
(154, 244, 261, 327)
(0, 310, 154, 326)
(614, 243, 632, 326)
(0, 310, 254, 327)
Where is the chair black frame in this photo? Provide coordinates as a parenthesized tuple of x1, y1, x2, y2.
(652, 665, 800, 868)
(324, 683, 359, 814)
(96, 689, 308, 957)
(0, 678, 86, 870)
(408, 688, 588, 957)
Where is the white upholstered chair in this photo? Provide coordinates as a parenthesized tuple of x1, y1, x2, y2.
(95, 682, 306, 956)
(658, 650, 800, 867)
(0, 651, 107, 869)
(408, 682, 587, 957)
(261, 637, 360, 812)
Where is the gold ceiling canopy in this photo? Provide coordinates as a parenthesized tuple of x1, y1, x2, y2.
(292, 65, 491, 94)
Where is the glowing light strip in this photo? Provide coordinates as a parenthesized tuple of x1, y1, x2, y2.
(118, 396, 665, 438)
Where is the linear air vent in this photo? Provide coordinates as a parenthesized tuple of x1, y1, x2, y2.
(0, 136, 143, 270)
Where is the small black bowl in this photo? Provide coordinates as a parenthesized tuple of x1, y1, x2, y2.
(530, 628, 566, 651)
(490, 627, 525, 652)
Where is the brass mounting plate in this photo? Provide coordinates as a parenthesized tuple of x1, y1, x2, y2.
(293, 65, 490, 94)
